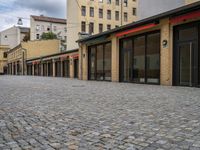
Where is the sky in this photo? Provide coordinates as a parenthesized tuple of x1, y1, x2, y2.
(0, 0, 66, 31)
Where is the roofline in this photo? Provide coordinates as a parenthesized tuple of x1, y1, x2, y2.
(26, 49, 79, 62)
(77, 1, 200, 43)
(31, 15, 67, 24)
(7, 44, 22, 54)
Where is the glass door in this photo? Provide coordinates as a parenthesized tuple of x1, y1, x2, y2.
(89, 47, 96, 80)
(179, 43, 193, 86)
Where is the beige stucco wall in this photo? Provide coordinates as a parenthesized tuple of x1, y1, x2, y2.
(67, 0, 138, 50)
(22, 40, 60, 60)
(0, 27, 20, 49)
(0, 45, 9, 73)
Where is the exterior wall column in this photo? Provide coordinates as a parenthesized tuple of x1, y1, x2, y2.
(60, 60, 63, 77)
(111, 36, 120, 82)
(32, 64, 35, 76)
(80, 44, 88, 80)
(160, 18, 172, 86)
(41, 63, 44, 76)
(70, 57, 74, 78)
(53, 59, 56, 77)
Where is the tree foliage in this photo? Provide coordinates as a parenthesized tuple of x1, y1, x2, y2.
(41, 32, 57, 40)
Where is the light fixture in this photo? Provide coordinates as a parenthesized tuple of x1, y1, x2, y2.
(17, 18, 23, 25)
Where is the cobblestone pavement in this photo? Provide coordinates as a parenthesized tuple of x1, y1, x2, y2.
(0, 76, 200, 150)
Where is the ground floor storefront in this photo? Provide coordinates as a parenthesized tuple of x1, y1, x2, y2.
(78, 3, 200, 88)
(26, 50, 79, 78)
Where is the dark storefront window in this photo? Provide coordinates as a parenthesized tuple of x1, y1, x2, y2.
(55, 61, 61, 77)
(123, 39, 132, 82)
(88, 42, 111, 81)
(63, 60, 70, 77)
(146, 33, 160, 84)
(96, 45, 104, 80)
(120, 31, 160, 84)
(48, 62, 53, 76)
(133, 36, 145, 83)
(89, 47, 96, 80)
(104, 43, 112, 80)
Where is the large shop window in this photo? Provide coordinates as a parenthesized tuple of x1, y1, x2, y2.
(89, 42, 111, 81)
(120, 31, 160, 84)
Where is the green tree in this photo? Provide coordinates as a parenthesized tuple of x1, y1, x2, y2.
(41, 32, 57, 40)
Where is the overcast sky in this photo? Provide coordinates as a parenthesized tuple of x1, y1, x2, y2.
(0, 0, 66, 31)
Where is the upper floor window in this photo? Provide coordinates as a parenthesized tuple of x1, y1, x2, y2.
(53, 26, 57, 31)
(89, 22, 94, 34)
(107, 24, 111, 30)
(107, 10, 111, 20)
(124, 12, 128, 22)
(124, 0, 128, 7)
(81, 6, 86, 16)
(99, 24, 103, 33)
(36, 25, 40, 31)
(133, 8, 136, 16)
(107, 0, 111, 4)
(3, 52, 7, 58)
(116, 0, 119, 5)
(90, 7, 94, 17)
(99, 9, 103, 18)
(81, 21, 86, 32)
(115, 11, 119, 21)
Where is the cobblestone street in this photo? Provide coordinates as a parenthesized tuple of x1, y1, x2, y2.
(0, 76, 200, 150)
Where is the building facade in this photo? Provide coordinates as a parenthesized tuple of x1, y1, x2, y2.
(30, 15, 67, 51)
(0, 26, 30, 49)
(0, 45, 9, 74)
(78, 2, 200, 88)
(7, 39, 61, 75)
(26, 50, 79, 78)
(67, 0, 138, 50)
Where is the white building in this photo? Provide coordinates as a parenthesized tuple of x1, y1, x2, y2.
(30, 15, 67, 51)
(67, 0, 138, 50)
(0, 26, 30, 49)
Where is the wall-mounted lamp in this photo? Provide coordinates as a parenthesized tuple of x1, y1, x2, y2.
(162, 40, 168, 48)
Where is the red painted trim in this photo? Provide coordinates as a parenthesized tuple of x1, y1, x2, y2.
(116, 23, 157, 37)
(71, 54, 79, 59)
(170, 10, 200, 24)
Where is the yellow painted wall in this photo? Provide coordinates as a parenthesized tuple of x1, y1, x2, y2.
(22, 39, 60, 59)
(0, 45, 9, 73)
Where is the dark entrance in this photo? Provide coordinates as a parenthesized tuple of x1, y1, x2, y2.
(88, 42, 112, 81)
(27, 64, 32, 75)
(63, 59, 70, 77)
(47, 61, 53, 76)
(74, 59, 79, 78)
(55, 61, 61, 77)
(174, 22, 200, 87)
